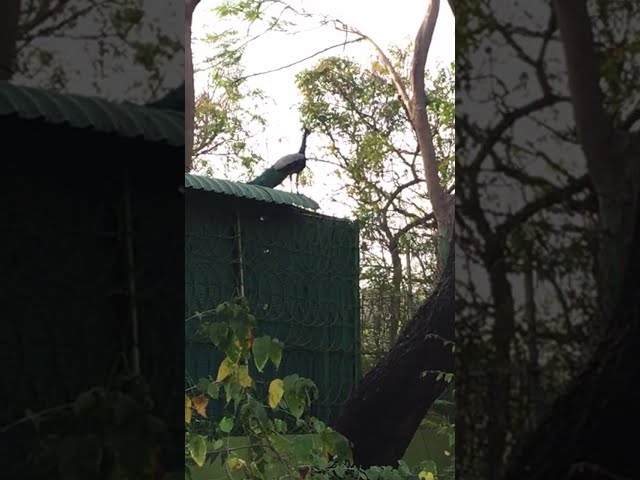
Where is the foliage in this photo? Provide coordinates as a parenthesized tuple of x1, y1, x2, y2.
(2, 369, 168, 479)
(456, 0, 640, 477)
(191, 26, 267, 178)
(189, 5, 456, 473)
(296, 53, 454, 351)
(185, 297, 449, 479)
(13, 0, 182, 99)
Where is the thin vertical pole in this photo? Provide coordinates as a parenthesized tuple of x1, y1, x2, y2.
(406, 247, 413, 321)
(123, 168, 140, 375)
(235, 211, 245, 298)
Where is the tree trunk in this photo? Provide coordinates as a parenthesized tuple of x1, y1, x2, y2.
(388, 240, 404, 345)
(185, 0, 200, 172)
(524, 244, 541, 430)
(332, 244, 454, 468)
(409, 0, 455, 268)
(502, 2, 640, 478)
(342, 1, 454, 267)
(503, 183, 640, 480)
(0, 0, 20, 80)
(485, 236, 515, 479)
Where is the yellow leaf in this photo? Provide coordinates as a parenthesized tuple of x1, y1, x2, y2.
(192, 395, 209, 418)
(236, 364, 253, 388)
(216, 358, 235, 382)
(185, 395, 192, 424)
(227, 456, 246, 471)
(268, 379, 284, 409)
(418, 471, 435, 480)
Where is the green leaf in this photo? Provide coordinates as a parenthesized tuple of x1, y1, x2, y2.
(248, 397, 269, 427)
(213, 439, 224, 450)
(282, 374, 318, 418)
(397, 460, 411, 476)
(286, 394, 305, 419)
(188, 434, 207, 467)
(253, 335, 271, 372)
(219, 416, 234, 433)
(207, 381, 220, 399)
(283, 374, 300, 394)
(420, 460, 437, 474)
(274, 418, 287, 433)
(223, 380, 243, 404)
(313, 418, 326, 433)
(226, 337, 242, 363)
(334, 464, 347, 477)
(270, 338, 283, 369)
(197, 378, 211, 394)
(208, 322, 229, 348)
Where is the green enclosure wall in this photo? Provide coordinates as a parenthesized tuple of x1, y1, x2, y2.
(185, 190, 360, 424)
(0, 120, 184, 474)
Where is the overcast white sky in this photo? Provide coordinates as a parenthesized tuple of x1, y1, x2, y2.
(192, 1, 454, 217)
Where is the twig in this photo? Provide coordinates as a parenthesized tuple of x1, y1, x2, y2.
(0, 403, 74, 434)
(237, 38, 364, 82)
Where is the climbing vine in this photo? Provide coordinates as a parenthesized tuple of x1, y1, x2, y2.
(185, 297, 446, 479)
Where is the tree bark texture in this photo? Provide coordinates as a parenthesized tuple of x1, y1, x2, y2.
(332, 244, 454, 468)
(0, 0, 20, 80)
(410, 0, 455, 268)
(389, 239, 404, 346)
(503, 183, 640, 480)
(185, 0, 200, 172)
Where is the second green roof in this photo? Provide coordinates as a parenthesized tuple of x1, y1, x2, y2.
(0, 81, 183, 146)
(185, 173, 320, 211)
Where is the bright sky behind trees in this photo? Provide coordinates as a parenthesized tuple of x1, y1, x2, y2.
(192, 1, 454, 217)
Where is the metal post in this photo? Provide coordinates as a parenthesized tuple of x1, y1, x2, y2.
(234, 211, 245, 298)
(123, 168, 140, 375)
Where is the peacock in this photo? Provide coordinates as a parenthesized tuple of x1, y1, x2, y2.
(248, 127, 310, 191)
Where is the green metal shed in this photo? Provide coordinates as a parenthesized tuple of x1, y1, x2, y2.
(185, 173, 361, 424)
(0, 80, 185, 475)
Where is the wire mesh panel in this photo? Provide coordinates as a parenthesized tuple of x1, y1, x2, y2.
(0, 131, 184, 473)
(128, 162, 185, 447)
(1, 162, 122, 417)
(0, 160, 127, 472)
(185, 193, 360, 424)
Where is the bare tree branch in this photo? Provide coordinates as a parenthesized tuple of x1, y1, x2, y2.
(411, 0, 440, 118)
(236, 38, 363, 81)
(332, 20, 413, 122)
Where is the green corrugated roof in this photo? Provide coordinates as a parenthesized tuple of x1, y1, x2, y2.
(0, 81, 183, 146)
(185, 173, 320, 210)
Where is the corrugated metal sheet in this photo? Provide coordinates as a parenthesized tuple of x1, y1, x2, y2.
(0, 81, 183, 146)
(185, 173, 320, 210)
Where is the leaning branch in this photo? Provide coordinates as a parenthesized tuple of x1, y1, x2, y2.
(411, 0, 440, 118)
(332, 20, 412, 120)
(237, 38, 363, 82)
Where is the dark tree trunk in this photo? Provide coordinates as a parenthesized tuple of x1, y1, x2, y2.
(185, 0, 200, 172)
(389, 239, 404, 346)
(501, 3, 640, 478)
(503, 188, 640, 480)
(0, 0, 20, 80)
(332, 244, 454, 468)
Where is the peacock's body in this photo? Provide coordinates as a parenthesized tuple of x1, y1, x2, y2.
(248, 128, 310, 190)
